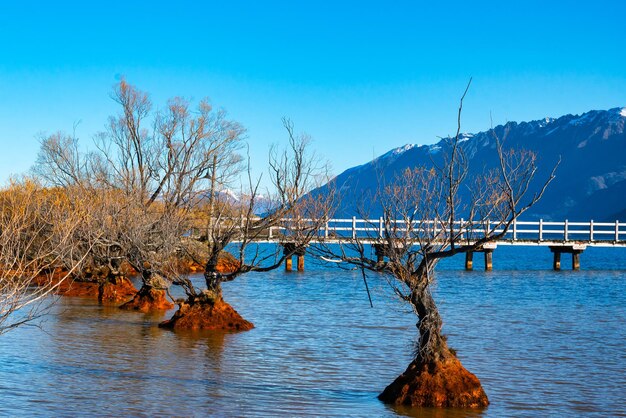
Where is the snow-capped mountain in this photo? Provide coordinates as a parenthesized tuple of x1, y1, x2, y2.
(313, 107, 626, 221)
(197, 189, 275, 215)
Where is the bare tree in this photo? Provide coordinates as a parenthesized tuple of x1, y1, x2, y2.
(34, 80, 246, 309)
(313, 82, 557, 408)
(0, 179, 88, 334)
(161, 118, 334, 330)
(34, 132, 138, 302)
(100, 81, 245, 309)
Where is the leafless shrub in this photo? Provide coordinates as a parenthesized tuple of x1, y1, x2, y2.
(0, 179, 89, 334)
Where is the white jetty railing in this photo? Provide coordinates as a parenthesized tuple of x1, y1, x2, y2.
(266, 218, 626, 247)
(188, 218, 625, 271)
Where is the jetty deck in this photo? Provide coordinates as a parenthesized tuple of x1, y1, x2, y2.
(200, 218, 626, 271)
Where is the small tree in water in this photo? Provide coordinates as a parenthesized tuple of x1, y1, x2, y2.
(160, 118, 333, 331)
(34, 80, 246, 308)
(315, 82, 557, 408)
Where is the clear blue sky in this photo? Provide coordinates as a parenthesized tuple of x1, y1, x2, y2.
(1, 1, 625, 185)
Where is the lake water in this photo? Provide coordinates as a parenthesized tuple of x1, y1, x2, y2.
(0, 246, 625, 417)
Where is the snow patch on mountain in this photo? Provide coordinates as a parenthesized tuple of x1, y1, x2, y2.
(428, 144, 442, 154)
(393, 144, 417, 154)
(620, 107, 626, 117)
(458, 133, 473, 143)
(373, 144, 417, 165)
(586, 171, 626, 195)
(569, 111, 596, 126)
(538, 117, 555, 128)
(220, 189, 240, 202)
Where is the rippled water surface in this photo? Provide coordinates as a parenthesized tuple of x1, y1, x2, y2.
(1, 246, 625, 417)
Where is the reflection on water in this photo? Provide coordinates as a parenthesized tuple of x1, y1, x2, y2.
(390, 405, 487, 418)
(0, 246, 625, 416)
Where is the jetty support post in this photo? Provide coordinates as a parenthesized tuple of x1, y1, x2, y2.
(484, 249, 493, 271)
(373, 241, 405, 266)
(550, 244, 586, 271)
(553, 251, 562, 271)
(374, 243, 386, 265)
(465, 251, 474, 271)
(465, 243, 496, 271)
(283, 242, 307, 272)
(482, 242, 497, 271)
(572, 251, 581, 271)
(283, 243, 295, 271)
(296, 246, 306, 272)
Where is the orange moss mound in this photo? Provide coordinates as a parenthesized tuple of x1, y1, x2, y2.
(378, 357, 489, 408)
(174, 251, 240, 274)
(33, 268, 137, 302)
(174, 259, 205, 274)
(99, 277, 138, 303)
(120, 261, 139, 277)
(119, 287, 174, 312)
(216, 252, 240, 273)
(158, 298, 253, 331)
(31, 268, 65, 287)
(60, 280, 101, 297)
(33, 270, 101, 297)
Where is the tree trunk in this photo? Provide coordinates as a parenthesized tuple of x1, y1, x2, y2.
(204, 249, 222, 294)
(411, 282, 451, 364)
(378, 269, 489, 408)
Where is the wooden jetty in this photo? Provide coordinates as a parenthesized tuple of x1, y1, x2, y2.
(200, 218, 626, 271)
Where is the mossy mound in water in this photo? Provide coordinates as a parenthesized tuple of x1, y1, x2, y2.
(215, 252, 240, 273)
(32, 270, 100, 297)
(34, 266, 138, 302)
(58, 279, 101, 297)
(159, 297, 253, 332)
(174, 251, 241, 274)
(173, 258, 205, 274)
(378, 356, 489, 408)
(99, 277, 138, 303)
(119, 286, 174, 312)
(35, 272, 137, 302)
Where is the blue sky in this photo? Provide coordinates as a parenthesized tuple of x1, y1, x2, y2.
(1, 1, 625, 185)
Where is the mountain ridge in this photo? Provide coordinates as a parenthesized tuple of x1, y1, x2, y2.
(314, 107, 626, 221)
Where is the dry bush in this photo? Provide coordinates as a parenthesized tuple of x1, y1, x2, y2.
(0, 180, 88, 334)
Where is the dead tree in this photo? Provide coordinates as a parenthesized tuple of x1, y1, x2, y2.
(34, 80, 246, 308)
(313, 81, 557, 408)
(161, 118, 334, 330)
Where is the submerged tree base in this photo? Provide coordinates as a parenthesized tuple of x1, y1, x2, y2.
(119, 286, 174, 312)
(99, 277, 137, 303)
(215, 252, 240, 273)
(174, 251, 241, 275)
(378, 356, 489, 408)
(34, 268, 137, 302)
(158, 297, 253, 332)
(58, 279, 101, 297)
(33, 270, 100, 297)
